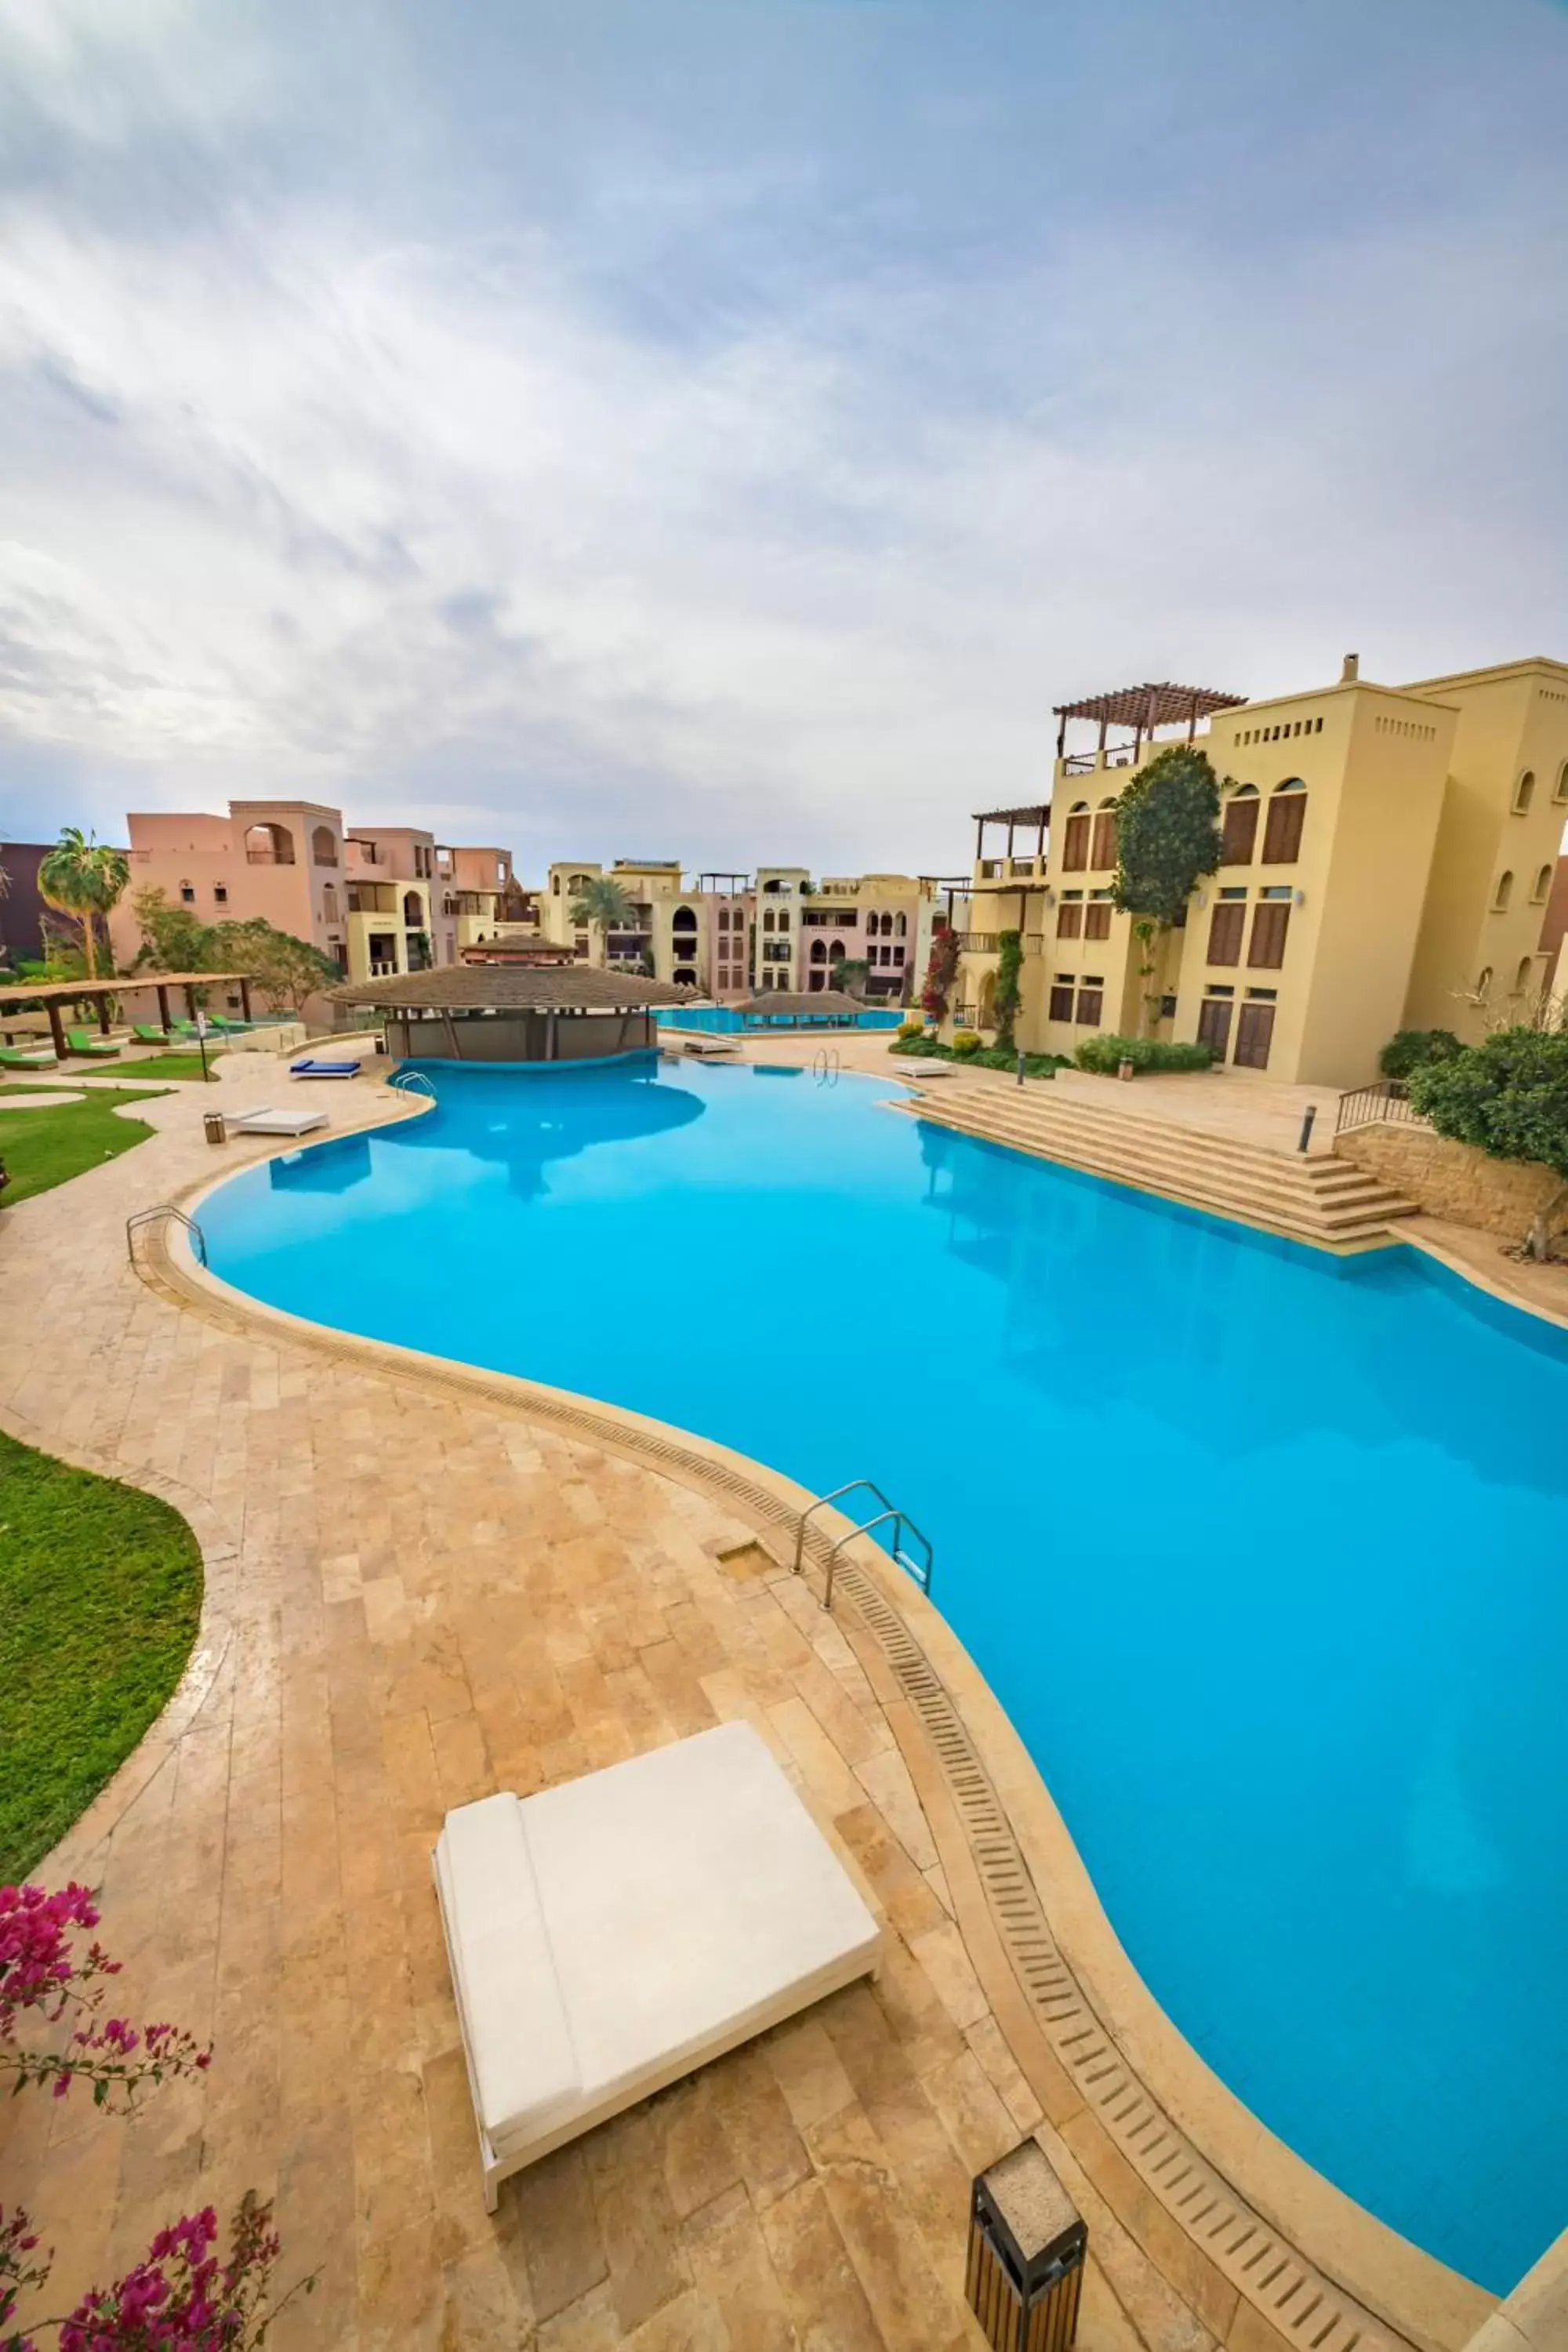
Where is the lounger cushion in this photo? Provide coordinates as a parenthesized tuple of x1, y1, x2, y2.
(435, 1794, 581, 2155)
(521, 1723, 880, 2110)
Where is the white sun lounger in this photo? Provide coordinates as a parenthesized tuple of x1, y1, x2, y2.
(434, 1721, 881, 2209)
(230, 1107, 328, 1137)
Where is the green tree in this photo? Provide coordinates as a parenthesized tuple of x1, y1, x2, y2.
(921, 927, 959, 1018)
(993, 929, 1023, 1051)
(568, 877, 637, 964)
(128, 884, 214, 973)
(37, 827, 131, 980)
(209, 919, 340, 1014)
(1110, 746, 1223, 1034)
(834, 959, 870, 1000)
(1408, 1026, 1568, 1260)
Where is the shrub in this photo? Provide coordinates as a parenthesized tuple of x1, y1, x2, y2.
(1408, 1025, 1568, 1258)
(1378, 1028, 1462, 1081)
(950, 1030, 982, 1058)
(898, 1017, 924, 1039)
(1074, 1033, 1213, 1076)
(993, 931, 1023, 1052)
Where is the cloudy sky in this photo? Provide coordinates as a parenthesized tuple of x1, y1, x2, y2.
(2, 0, 1566, 877)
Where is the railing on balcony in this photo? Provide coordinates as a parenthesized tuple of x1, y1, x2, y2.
(245, 848, 296, 865)
(955, 932, 1000, 954)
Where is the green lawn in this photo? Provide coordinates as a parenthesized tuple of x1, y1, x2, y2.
(0, 1428, 202, 1880)
(0, 1086, 169, 1210)
(116, 1051, 224, 1082)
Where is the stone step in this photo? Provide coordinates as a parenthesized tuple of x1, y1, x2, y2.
(898, 1093, 1416, 1243)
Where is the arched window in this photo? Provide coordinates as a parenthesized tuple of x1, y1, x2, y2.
(1512, 771, 1536, 815)
(243, 821, 295, 866)
(895, 912, 907, 937)
(1061, 802, 1091, 873)
(1091, 799, 1118, 869)
(1515, 956, 1537, 999)
(1221, 782, 1260, 866)
(311, 825, 337, 866)
(1493, 870, 1514, 913)
(403, 891, 423, 926)
(810, 938, 826, 964)
(763, 909, 775, 933)
(568, 873, 590, 893)
(180, 879, 195, 905)
(1476, 965, 1493, 997)
(551, 873, 561, 894)
(717, 908, 729, 931)
(1555, 763, 1568, 804)
(978, 972, 996, 1028)
(1532, 864, 1554, 903)
(321, 884, 339, 923)
(778, 909, 790, 931)
(1261, 779, 1307, 863)
(672, 904, 697, 933)
(828, 938, 844, 962)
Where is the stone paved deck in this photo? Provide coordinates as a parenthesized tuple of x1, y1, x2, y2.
(0, 1051, 1501, 2352)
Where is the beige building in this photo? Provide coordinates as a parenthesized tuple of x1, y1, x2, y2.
(949, 656, 1568, 1085)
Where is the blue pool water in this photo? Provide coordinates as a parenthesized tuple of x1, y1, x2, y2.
(200, 1058, 1568, 2291)
(659, 1004, 905, 1032)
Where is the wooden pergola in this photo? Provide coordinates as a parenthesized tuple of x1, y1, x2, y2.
(1052, 680, 1246, 760)
(0, 970, 252, 1058)
(971, 804, 1051, 863)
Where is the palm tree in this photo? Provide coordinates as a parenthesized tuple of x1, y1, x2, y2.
(38, 827, 131, 981)
(568, 876, 637, 966)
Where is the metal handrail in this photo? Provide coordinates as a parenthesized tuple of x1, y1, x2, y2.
(823, 1507, 933, 1613)
(125, 1203, 207, 1268)
(793, 1479, 935, 1612)
(390, 1068, 437, 1098)
(811, 1046, 840, 1085)
(1335, 1080, 1426, 1136)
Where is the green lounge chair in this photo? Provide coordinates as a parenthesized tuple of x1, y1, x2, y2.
(132, 1024, 172, 1044)
(66, 1029, 122, 1058)
(0, 1044, 58, 1069)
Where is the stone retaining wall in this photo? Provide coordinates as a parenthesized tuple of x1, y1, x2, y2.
(1337, 1121, 1563, 1239)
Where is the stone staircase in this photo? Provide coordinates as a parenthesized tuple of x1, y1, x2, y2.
(894, 1082, 1419, 1247)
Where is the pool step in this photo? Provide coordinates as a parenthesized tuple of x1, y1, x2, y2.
(897, 1087, 1418, 1246)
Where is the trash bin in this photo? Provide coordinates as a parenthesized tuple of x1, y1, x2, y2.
(203, 1111, 227, 1146)
(966, 2140, 1087, 2352)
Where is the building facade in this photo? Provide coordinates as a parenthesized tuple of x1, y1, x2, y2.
(949, 655, 1568, 1086)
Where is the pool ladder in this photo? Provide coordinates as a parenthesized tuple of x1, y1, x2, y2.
(389, 1068, 437, 1100)
(811, 1047, 840, 1086)
(126, 1203, 208, 1272)
(793, 1478, 934, 1612)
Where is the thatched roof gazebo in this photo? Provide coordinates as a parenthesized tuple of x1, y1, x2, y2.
(732, 990, 870, 1029)
(329, 963, 694, 1065)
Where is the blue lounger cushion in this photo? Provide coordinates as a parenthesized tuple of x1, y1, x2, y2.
(290, 1058, 362, 1077)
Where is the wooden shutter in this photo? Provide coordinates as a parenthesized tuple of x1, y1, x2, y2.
(1090, 811, 1118, 869)
(1075, 985, 1103, 1025)
(1048, 982, 1075, 1021)
(1233, 1003, 1276, 1068)
(1207, 902, 1245, 965)
(1057, 900, 1083, 938)
(1247, 902, 1290, 967)
(1196, 998, 1233, 1058)
(1221, 797, 1259, 865)
(1061, 814, 1090, 872)
(1084, 901, 1112, 941)
(1261, 792, 1306, 863)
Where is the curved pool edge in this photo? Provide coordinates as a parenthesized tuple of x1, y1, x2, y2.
(154, 1129, 1495, 2352)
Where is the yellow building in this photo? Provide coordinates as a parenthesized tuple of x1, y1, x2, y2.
(949, 657, 1568, 1086)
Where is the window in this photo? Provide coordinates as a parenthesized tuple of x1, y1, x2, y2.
(1207, 901, 1246, 966)
(311, 825, 337, 866)
(1232, 1001, 1275, 1069)
(1513, 771, 1536, 815)
(1261, 781, 1307, 863)
(1061, 804, 1091, 872)
(1048, 975, 1075, 1022)
(673, 904, 697, 933)
(1515, 956, 1537, 998)
(1057, 891, 1083, 939)
(1083, 895, 1112, 941)
(1532, 864, 1554, 903)
(1493, 870, 1514, 913)
(1090, 801, 1118, 869)
(778, 909, 790, 931)
(895, 913, 907, 937)
(810, 938, 826, 964)
(892, 945, 905, 965)
(1196, 996, 1233, 1058)
(1221, 786, 1259, 866)
(321, 884, 339, 923)
(1475, 965, 1493, 997)
(763, 909, 775, 932)
(1247, 901, 1290, 968)
(180, 880, 195, 904)
(212, 884, 228, 906)
(1555, 764, 1568, 804)
(1076, 978, 1104, 1025)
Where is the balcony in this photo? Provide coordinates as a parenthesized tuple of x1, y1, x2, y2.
(956, 932, 1000, 954)
(347, 885, 400, 915)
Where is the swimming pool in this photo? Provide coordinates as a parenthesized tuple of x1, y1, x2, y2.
(198, 1058, 1568, 2292)
(659, 1004, 905, 1032)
